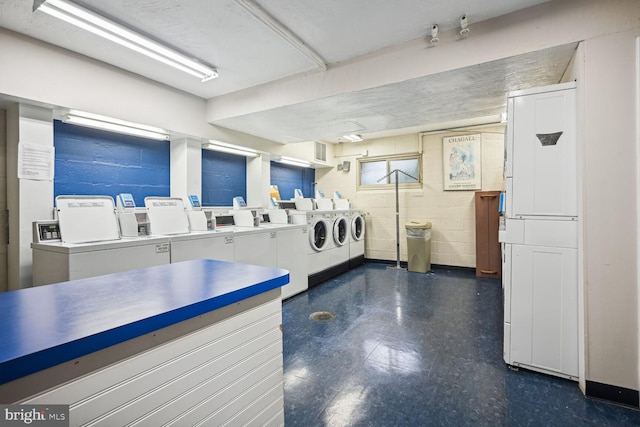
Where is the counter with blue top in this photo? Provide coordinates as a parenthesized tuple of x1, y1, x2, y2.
(0, 259, 289, 426)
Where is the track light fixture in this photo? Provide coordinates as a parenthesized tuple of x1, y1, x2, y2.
(459, 14, 470, 36)
(430, 24, 439, 45)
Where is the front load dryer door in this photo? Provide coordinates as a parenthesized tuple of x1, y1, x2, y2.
(310, 219, 329, 251)
(351, 214, 365, 241)
(334, 216, 348, 246)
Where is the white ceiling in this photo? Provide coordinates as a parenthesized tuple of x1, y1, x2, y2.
(0, 0, 572, 143)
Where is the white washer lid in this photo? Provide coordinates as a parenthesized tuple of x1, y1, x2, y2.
(316, 199, 334, 210)
(295, 198, 314, 210)
(268, 209, 289, 224)
(56, 195, 120, 244)
(334, 199, 350, 210)
(145, 197, 190, 235)
(233, 210, 255, 227)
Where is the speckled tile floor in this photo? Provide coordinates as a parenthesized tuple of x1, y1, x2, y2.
(282, 262, 640, 426)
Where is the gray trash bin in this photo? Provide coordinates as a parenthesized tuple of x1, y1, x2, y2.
(405, 221, 432, 273)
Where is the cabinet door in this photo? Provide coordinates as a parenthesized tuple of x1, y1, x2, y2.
(475, 191, 502, 278)
(511, 88, 576, 217)
(510, 244, 578, 377)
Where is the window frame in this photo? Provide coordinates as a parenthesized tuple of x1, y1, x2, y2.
(357, 153, 422, 190)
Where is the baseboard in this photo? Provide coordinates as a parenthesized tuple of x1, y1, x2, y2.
(365, 258, 408, 268)
(348, 255, 365, 269)
(586, 380, 639, 408)
(364, 259, 476, 274)
(308, 262, 349, 288)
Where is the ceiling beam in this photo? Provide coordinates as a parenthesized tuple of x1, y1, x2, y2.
(233, 0, 327, 71)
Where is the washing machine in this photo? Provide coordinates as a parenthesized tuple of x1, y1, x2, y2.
(145, 196, 235, 264)
(331, 209, 350, 272)
(349, 209, 366, 268)
(169, 230, 234, 263)
(31, 196, 171, 286)
(265, 215, 309, 299)
(315, 198, 349, 269)
(234, 208, 308, 299)
(305, 211, 332, 276)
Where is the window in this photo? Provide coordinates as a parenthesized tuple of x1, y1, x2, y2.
(358, 154, 421, 189)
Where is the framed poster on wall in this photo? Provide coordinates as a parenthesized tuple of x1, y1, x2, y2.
(443, 134, 482, 191)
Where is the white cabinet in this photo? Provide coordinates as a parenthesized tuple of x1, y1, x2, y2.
(509, 243, 578, 378)
(507, 83, 577, 218)
(503, 82, 578, 380)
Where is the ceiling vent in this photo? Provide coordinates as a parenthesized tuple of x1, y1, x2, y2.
(315, 141, 327, 162)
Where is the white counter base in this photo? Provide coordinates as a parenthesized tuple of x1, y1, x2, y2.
(19, 290, 284, 427)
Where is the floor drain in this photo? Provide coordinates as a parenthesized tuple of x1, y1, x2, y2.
(309, 311, 336, 322)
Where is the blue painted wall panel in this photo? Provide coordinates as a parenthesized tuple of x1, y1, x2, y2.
(270, 162, 315, 200)
(54, 120, 170, 207)
(201, 149, 246, 206)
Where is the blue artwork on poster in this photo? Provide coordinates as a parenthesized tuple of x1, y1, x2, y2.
(443, 134, 482, 190)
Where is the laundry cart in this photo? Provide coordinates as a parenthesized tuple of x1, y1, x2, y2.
(405, 221, 432, 273)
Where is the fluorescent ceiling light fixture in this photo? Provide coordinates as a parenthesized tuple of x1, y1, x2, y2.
(204, 140, 259, 158)
(278, 156, 311, 168)
(343, 134, 363, 142)
(63, 110, 169, 140)
(33, 0, 218, 82)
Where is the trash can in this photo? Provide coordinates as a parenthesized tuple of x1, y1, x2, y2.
(405, 221, 432, 273)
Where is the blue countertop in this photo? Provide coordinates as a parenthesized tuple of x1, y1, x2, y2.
(0, 259, 289, 385)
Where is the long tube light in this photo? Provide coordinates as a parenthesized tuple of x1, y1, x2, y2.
(343, 134, 363, 142)
(63, 110, 170, 140)
(278, 156, 311, 168)
(204, 141, 259, 158)
(33, 0, 218, 82)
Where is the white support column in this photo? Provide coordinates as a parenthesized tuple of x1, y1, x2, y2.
(246, 154, 271, 208)
(170, 137, 202, 201)
(6, 104, 54, 290)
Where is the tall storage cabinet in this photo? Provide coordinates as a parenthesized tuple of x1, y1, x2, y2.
(502, 82, 578, 380)
(475, 191, 501, 278)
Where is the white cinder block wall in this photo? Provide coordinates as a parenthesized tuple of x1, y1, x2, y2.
(315, 126, 505, 267)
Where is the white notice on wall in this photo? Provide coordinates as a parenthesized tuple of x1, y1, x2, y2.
(18, 142, 55, 181)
